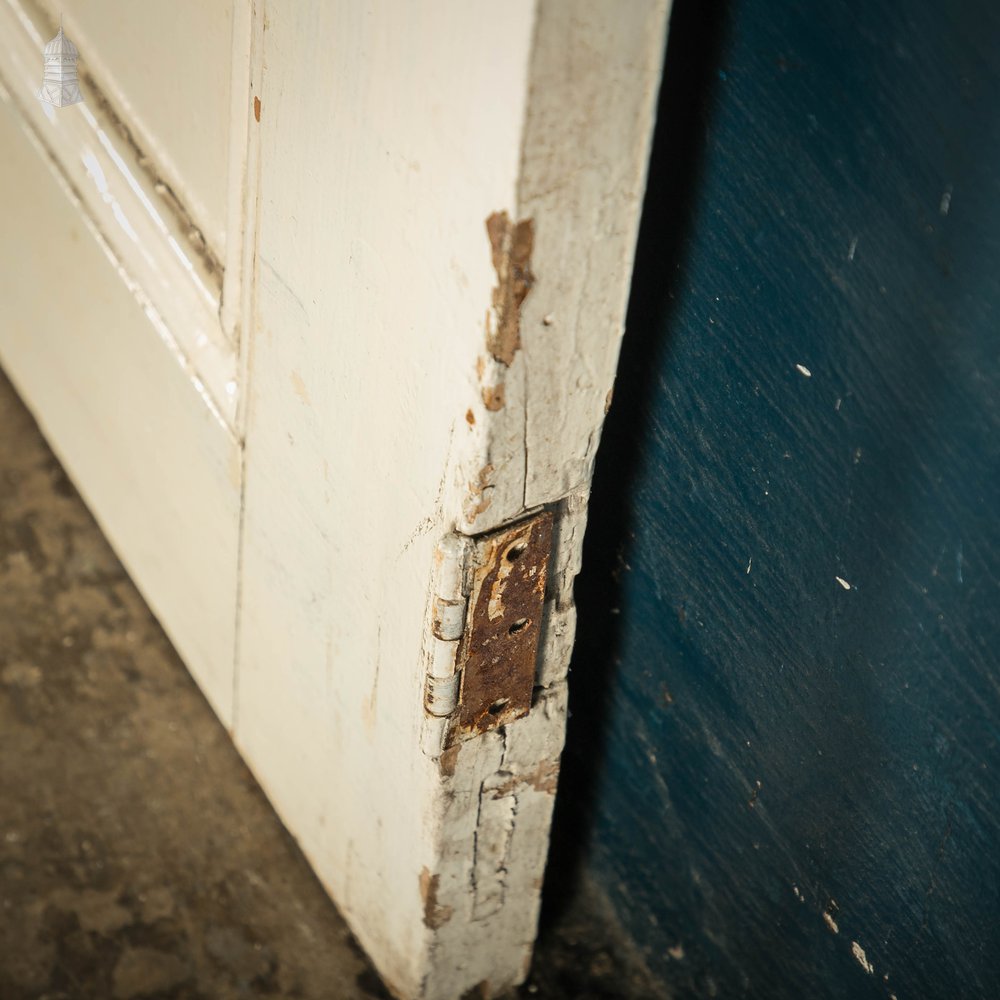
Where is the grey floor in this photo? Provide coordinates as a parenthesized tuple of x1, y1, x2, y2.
(0, 370, 655, 1000)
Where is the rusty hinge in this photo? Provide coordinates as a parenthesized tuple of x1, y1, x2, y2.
(422, 511, 554, 753)
(452, 510, 553, 740)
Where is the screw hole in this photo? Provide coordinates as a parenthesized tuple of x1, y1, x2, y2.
(508, 617, 530, 635)
(488, 699, 509, 716)
(506, 543, 527, 562)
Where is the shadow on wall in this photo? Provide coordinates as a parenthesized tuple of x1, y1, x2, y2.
(542, 0, 1000, 995)
(540, 0, 734, 926)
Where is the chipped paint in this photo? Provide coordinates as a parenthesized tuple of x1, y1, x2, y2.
(485, 211, 535, 365)
(439, 743, 461, 779)
(419, 868, 454, 930)
(481, 384, 506, 411)
(487, 758, 560, 798)
(253, 95, 261, 122)
(464, 464, 495, 521)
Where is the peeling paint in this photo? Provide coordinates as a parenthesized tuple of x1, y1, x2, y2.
(485, 211, 534, 365)
(419, 868, 454, 930)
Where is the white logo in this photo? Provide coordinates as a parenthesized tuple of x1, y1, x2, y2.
(38, 26, 84, 108)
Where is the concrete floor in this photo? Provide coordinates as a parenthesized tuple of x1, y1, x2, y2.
(0, 369, 656, 1000)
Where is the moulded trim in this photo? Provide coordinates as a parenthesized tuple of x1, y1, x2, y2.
(0, 0, 239, 433)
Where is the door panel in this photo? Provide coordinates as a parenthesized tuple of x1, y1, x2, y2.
(0, 95, 241, 724)
(0, 0, 239, 427)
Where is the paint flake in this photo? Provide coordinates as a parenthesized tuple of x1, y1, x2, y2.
(851, 941, 874, 974)
(940, 185, 952, 216)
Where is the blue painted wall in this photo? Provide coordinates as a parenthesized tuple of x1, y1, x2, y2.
(554, 1, 1000, 996)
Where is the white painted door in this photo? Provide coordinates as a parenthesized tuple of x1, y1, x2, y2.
(0, 2, 669, 997)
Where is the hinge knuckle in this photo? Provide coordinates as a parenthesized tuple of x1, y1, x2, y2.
(424, 672, 461, 718)
(431, 597, 466, 641)
(423, 534, 470, 727)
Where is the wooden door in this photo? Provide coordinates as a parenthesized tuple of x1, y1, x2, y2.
(0, 2, 669, 996)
